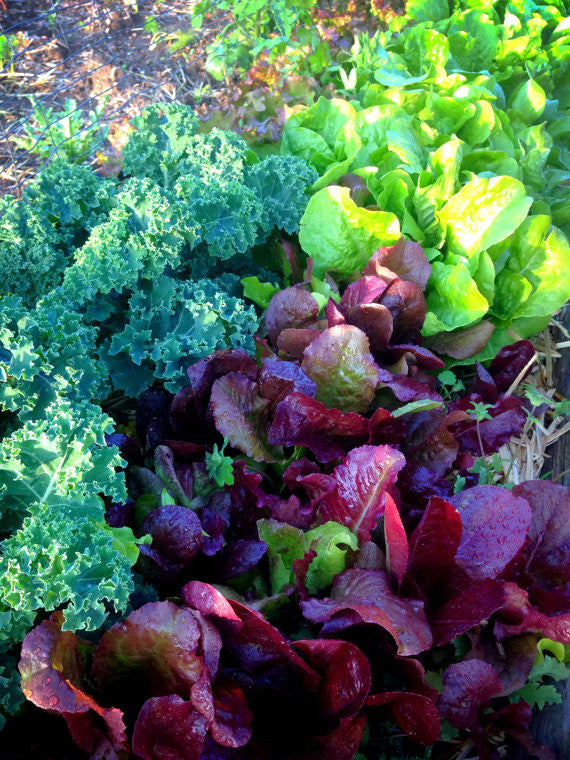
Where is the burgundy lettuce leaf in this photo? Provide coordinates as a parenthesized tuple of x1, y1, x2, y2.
(180, 581, 243, 637)
(139, 505, 203, 573)
(317, 445, 405, 543)
(92, 602, 208, 708)
(339, 276, 388, 311)
(430, 580, 507, 646)
(408, 496, 462, 592)
(281, 238, 303, 284)
(367, 407, 408, 445)
(383, 493, 409, 589)
(466, 630, 538, 696)
(228, 461, 271, 538)
(19, 613, 127, 755)
(154, 445, 194, 508)
(493, 583, 570, 643)
(269, 392, 369, 463)
(326, 298, 346, 327)
(301, 326, 379, 414)
(258, 358, 317, 405)
(488, 339, 535, 392)
(511, 480, 570, 588)
(366, 691, 440, 745)
(226, 599, 321, 690)
(277, 327, 323, 359)
(438, 659, 502, 730)
(380, 278, 426, 343)
(200, 492, 232, 557)
(106, 499, 136, 529)
(297, 713, 367, 760)
(214, 539, 268, 580)
(449, 396, 527, 456)
(383, 344, 445, 371)
(471, 361, 499, 403)
(136, 387, 175, 449)
(209, 680, 253, 748)
(293, 639, 372, 722)
(283, 458, 320, 490)
(259, 492, 315, 529)
(427, 320, 495, 360)
(293, 549, 318, 600)
(210, 373, 277, 462)
(169, 350, 258, 439)
(132, 695, 209, 760)
(450, 485, 532, 581)
(530, 583, 570, 615)
(364, 238, 431, 290)
(376, 368, 442, 404)
(265, 287, 320, 345)
(344, 303, 394, 353)
(301, 569, 433, 656)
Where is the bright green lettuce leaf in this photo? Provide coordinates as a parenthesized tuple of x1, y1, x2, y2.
(438, 175, 533, 258)
(241, 276, 280, 309)
(299, 186, 400, 277)
(424, 261, 489, 335)
(258, 518, 358, 595)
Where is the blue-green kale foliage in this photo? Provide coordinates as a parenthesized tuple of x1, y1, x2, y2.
(0, 104, 315, 663)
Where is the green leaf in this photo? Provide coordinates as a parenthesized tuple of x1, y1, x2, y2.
(299, 186, 400, 278)
(241, 276, 280, 309)
(406, 0, 450, 24)
(438, 176, 532, 259)
(509, 78, 547, 122)
(424, 261, 489, 335)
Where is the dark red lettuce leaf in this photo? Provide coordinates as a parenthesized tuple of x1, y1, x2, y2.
(427, 320, 495, 361)
(209, 681, 252, 748)
(301, 569, 432, 656)
(487, 702, 557, 760)
(466, 630, 537, 696)
(384, 344, 445, 371)
(438, 659, 502, 729)
(136, 387, 175, 449)
(258, 358, 317, 404)
(384, 493, 409, 589)
(408, 496, 462, 592)
(226, 599, 321, 689)
(215, 539, 267, 580)
(376, 369, 442, 403)
(301, 326, 379, 414)
(317, 445, 405, 543)
(367, 407, 408, 445)
(180, 581, 243, 636)
(326, 298, 346, 327)
(366, 691, 440, 745)
(339, 276, 388, 311)
(298, 714, 367, 760)
(19, 613, 127, 755)
(450, 486, 532, 580)
(511, 480, 570, 588)
(494, 583, 570, 643)
(268, 392, 369, 463)
(140, 505, 203, 572)
(472, 361, 499, 403)
(277, 327, 322, 359)
(344, 303, 394, 353)
(380, 278, 426, 342)
(450, 396, 526, 456)
(265, 287, 319, 345)
(364, 238, 431, 289)
(186, 350, 258, 411)
(293, 639, 371, 722)
(92, 602, 206, 705)
(488, 340, 535, 392)
(132, 695, 209, 760)
(210, 373, 276, 462)
(430, 580, 507, 646)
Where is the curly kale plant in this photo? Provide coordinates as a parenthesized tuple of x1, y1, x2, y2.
(0, 160, 115, 307)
